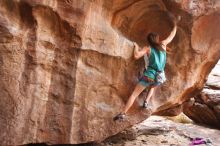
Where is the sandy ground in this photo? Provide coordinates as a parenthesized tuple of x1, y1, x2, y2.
(96, 116, 220, 146)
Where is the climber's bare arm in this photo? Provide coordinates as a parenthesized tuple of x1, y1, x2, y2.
(133, 43, 150, 60)
(161, 25, 177, 46)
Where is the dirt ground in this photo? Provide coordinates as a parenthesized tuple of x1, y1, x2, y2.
(97, 116, 220, 146)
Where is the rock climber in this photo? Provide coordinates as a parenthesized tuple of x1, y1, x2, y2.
(113, 14, 179, 121)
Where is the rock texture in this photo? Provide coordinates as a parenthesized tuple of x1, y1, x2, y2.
(0, 0, 219, 145)
(184, 61, 220, 128)
(99, 116, 220, 146)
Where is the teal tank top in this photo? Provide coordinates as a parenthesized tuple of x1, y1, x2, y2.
(144, 46, 166, 80)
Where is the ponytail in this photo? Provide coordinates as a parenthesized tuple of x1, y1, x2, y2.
(147, 33, 165, 51)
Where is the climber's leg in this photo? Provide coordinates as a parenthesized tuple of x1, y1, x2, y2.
(144, 86, 155, 104)
(113, 83, 146, 121)
(122, 83, 146, 114)
(143, 82, 160, 108)
(113, 75, 154, 121)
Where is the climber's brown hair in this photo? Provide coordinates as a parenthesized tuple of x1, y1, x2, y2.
(147, 33, 164, 51)
(147, 13, 178, 51)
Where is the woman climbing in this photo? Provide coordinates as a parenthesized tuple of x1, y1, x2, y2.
(113, 18, 178, 121)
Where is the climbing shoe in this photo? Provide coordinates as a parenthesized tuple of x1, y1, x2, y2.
(113, 113, 126, 121)
(142, 101, 152, 109)
(142, 101, 149, 108)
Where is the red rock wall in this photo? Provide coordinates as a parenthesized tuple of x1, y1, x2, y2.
(183, 61, 220, 128)
(0, 0, 219, 145)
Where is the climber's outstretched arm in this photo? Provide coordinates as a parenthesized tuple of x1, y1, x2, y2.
(161, 25, 177, 46)
(133, 43, 150, 60)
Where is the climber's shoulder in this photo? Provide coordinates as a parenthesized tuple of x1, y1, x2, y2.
(143, 45, 150, 56)
(161, 43, 167, 51)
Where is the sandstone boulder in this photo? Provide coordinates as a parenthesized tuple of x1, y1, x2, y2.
(0, 0, 219, 145)
(184, 61, 220, 128)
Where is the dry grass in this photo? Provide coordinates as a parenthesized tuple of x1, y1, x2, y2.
(165, 113, 193, 124)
